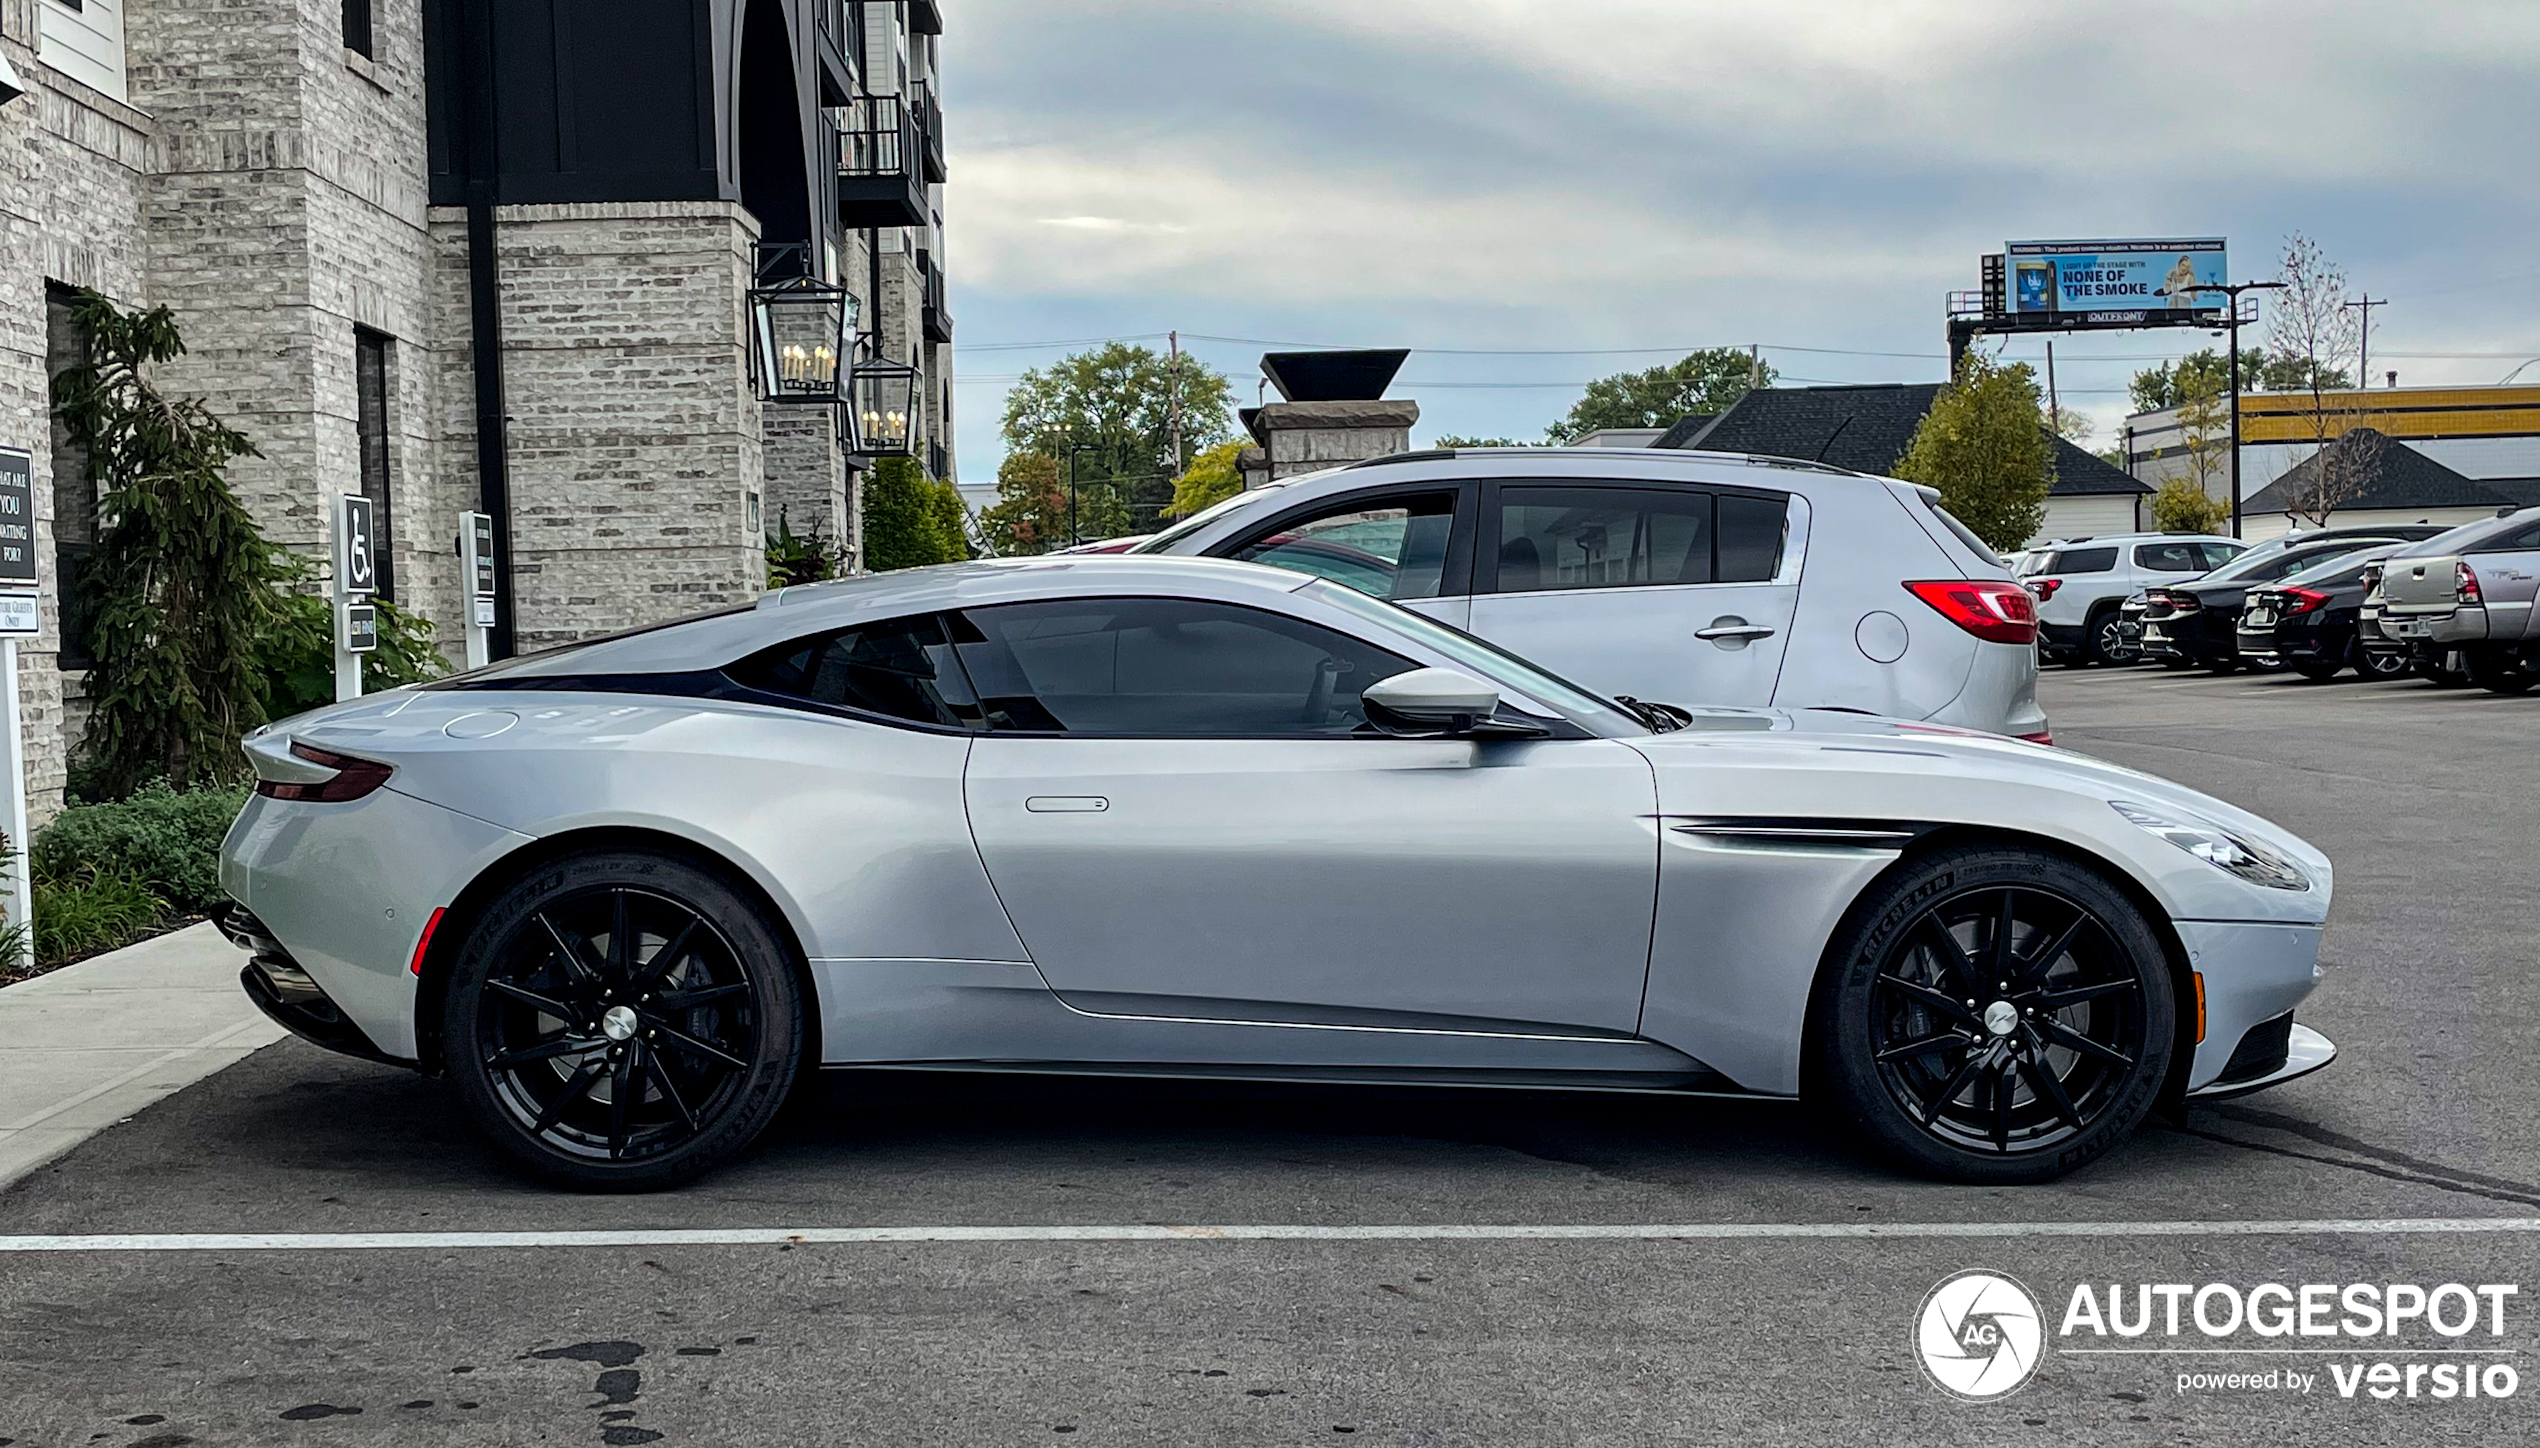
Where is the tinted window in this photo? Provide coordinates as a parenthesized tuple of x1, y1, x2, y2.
(2197, 542, 2247, 570)
(2255, 545, 2371, 582)
(1717, 493, 1789, 582)
(1233, 493, 1454, 600)
(2134, 542, 2205, 572)
(2470, 519, 2540, 553)
(1495, 486, 1712, 592)
(2045, 546, 2118, 574)
(950, 598, 1417, 737)
(728, 614, 981, 728)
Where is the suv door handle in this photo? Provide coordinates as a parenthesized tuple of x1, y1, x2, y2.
(1696, 619, 1777, 646)
(1025, 796, 1109, 813)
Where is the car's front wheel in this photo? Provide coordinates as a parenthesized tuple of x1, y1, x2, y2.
(1809, 845, 2175, 1185)
(444, 850, 805, 1191)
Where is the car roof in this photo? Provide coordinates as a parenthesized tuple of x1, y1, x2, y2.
(463, 557, 1322, 679)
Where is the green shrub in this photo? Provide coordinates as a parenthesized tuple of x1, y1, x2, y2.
(252, 577, 447, 722)
(32, 866, 166, 967)
(30, 781, 250, 915)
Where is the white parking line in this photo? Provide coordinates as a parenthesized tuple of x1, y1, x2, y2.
(4, 1218, 2538, 1252)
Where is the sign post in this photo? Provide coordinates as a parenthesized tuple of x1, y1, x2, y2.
(459, 511, 496, 670)
(0, 449, 38, 977)
(334, 494, 377, 701)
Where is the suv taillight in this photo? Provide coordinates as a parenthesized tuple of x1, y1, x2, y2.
(2457, 561, 2483, 604)
(2027, 578, 2062, 600)
(2280, 587, 2330, 616)
(255, 741, 395, 802)
(1904, 580, 2038, 645)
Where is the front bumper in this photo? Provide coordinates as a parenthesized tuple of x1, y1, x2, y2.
(2188, 1021, 2336, 1101)
(2176, 919, 2326, 1092)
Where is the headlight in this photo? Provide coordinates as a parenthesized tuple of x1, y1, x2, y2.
(2110, 800, 2310, 891)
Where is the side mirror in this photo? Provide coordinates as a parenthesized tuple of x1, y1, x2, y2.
(1363, 668, 1541, 738)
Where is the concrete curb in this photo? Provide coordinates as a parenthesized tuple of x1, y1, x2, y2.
(0, 921, 284, 1193)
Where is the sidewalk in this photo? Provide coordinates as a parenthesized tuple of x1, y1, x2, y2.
(0, 922, 283, 1192)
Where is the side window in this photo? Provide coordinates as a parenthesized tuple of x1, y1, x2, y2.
(1494, 486, 1712, 593)
(949, 598, 1417, 737)
(2134, 542, 2203, 572)
(2470, 520, 2540, 553)
(2051, 546, 2119, 574)
(2197, 542, 2246, 570)
(1716, 492, 1789, 582)
(1229, 492, 1455, 600)
(727, 614, 981, 729)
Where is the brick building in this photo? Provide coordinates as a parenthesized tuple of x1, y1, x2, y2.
(1, 0, 952, 819)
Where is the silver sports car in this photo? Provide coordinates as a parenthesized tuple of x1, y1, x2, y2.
(218, 558, 2335, 1191)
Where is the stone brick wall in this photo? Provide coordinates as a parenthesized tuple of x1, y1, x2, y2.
(1257, 400, 1422, 481)
(433, 202, 767, 651)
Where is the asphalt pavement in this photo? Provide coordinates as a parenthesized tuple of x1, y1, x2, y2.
(3, 665, 2536, 1446)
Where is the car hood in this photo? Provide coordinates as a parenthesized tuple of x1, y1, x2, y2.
(1625, 709, 2331, 927)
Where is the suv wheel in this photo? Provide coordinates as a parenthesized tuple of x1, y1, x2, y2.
(1809, 846, 2175, 1185)
(2358, 644, 2412, 681)
(2083, 607, 2137, 667)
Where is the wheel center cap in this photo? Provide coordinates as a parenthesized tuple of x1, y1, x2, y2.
(1983, 1000, 2020, 1037)
(600, 1005, 640, 1042)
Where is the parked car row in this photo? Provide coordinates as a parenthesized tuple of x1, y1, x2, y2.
(2016, 509, 2540, 692)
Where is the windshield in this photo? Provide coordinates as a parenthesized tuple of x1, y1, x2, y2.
(1129, 487, 1284, 554)
(2278, 549, 2389, 589)
(1302, 580, 1645, 735)
(2201, 540, 2382, 584)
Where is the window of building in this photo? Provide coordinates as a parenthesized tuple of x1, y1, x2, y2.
(46, 285, 98, 669)
(948, 598, 1418, 737)
(1232, 493, 1456, 601)
(354, 327, 395, 600)
(342, 0, 373, 60)
(38, 0, 126, 102)
(727, 613, 982, 729)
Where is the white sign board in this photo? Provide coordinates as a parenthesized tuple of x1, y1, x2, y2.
(0, 593, 37, 638)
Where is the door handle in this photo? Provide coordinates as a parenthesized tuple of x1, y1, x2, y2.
(1695, 617, 1777, 647)
(1025, 795, 1109, 813)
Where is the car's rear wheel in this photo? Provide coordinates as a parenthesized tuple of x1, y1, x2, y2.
(2416, 650, 2469, 686)
(2359, 644, 2412, 680)
(2290, 650, 2346, 681)
(2083, 608, 2136, 667)
(445, 850, 804, 1191)
(1809, 846, 2175, 1185)
(2466, 647, 2538, 695)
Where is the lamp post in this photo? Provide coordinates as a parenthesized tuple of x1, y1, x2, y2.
(2186, 280, 2287, 539)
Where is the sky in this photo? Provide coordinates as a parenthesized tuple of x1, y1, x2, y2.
(939, 0, 2540, 484)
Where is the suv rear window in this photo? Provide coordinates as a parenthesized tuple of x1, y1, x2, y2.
(2043, 546, 2118, 574)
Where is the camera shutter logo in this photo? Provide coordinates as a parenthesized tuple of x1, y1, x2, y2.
(1916, 1270, 2044, 1400)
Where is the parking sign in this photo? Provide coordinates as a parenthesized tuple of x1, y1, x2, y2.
(337, 494, 376, 597)
(0, 449, 36, 590)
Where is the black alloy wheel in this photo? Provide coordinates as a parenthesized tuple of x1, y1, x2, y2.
(1811, 846, 2174, 1184)
(446, 851, 803, 1191)
(2359, 642, 2413, 680)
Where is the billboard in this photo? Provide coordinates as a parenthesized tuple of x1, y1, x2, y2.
(2007, 238, 2225, 316)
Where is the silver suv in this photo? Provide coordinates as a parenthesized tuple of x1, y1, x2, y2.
(1137, 447, 2051, 740)
(2375, 506, 2540, 693)
(2016, 533, 2245, 666)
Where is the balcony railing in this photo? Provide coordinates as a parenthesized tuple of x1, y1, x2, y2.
(833, 95, 927, 229)
(914, 80, 946, 184)
(922, 254, 952, 343)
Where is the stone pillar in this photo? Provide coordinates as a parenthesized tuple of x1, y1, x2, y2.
(1250, 399, 1421, 482)
(762, 408, 849, 569)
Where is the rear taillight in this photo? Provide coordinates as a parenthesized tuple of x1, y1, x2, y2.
(2457, 561, 2483, 604)
(2155, 589, 2202, 612)
(2280, 588, 2330, 616)
(2017, 730, 2054, 746)
(2027, 578, 2062, 600)
(1904, 580, 2038, 645)
(255, 741, 395, 802)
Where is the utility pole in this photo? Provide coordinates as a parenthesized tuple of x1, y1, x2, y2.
(2343, 294, 2386, 385)
(2045, 340, 2061, 438)
(1167, 330, 1183, 479)
(2187, 279, 2288, 539)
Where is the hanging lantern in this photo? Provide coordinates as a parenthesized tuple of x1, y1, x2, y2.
(851, 356, 922, 457)
(747, 245, 857, 406)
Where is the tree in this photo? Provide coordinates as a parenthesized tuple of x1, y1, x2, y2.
(1164, 439, 1247, 518)
(51, 291, 287, 794)
(979, 450, 1067, 554)
(863, 457, 957, 570)
(2128, 346, 2347, 412)
(1431, 434, 1529, 449)
(2172, 367, 2233, 512)
(1892, 351, 2054, 552)
(999, 343, 1235, 534)
(928, 478, 973, 561)
(2267, 233, 2371, 525)
(2149, 478, 2228, 535)
(1545, 348, 1774, 443)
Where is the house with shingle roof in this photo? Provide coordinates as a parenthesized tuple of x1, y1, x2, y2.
(2240, 428, 2540, 540)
